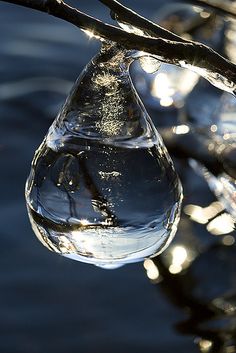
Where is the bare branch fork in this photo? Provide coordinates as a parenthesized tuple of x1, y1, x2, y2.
(2, 0, 236, 94)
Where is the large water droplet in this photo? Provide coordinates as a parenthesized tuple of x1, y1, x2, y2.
(25, 43, 182, 269)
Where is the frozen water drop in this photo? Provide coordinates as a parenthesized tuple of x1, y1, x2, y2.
(139, 56, 161, 74)
(25, 43, 182, 268)
(190, 93, 236, 220)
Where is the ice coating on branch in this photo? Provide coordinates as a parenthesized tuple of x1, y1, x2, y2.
(117, 13, 236, 96)
(179, 61, 236, 96)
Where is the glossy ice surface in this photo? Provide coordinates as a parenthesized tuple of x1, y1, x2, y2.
(203, 93, 236, 220)
(25, 43, 182, 268)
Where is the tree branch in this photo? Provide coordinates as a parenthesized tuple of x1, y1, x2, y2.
(1, 0, 236, 95)
(1, 0, 236, 180)
(98, 0, 188, 42)
(98, 0, 236, 94)
(161, 126, 236, 179)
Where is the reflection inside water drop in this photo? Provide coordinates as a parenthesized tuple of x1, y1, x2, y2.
(26, 141, 182, 268)
(25, 43, 182, 268)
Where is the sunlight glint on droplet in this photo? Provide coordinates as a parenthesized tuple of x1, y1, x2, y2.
(169, 245, 188, 274)
(143, 259, 160, 281)
(207, 213, 235, 235)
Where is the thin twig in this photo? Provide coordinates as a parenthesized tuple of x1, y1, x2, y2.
(1, 0, 236, 94)
(98, 0, 188, 42)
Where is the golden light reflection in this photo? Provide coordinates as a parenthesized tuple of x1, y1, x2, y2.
(212, 297, 236, 314)
(222, 235, 235, 246)
(59, 235, 77, 253)
(150, 66, 199, 107)
(151, 72, 174, 104)
(118, 23, 144, 36)
(223, 133, 230, 140)
(139, 55, 161, 74)
(200, 11, 211, 19)
(210, 124, 217, 133)
(143, 259, 160, 282)
(208, 143, 215, 151)
(160, 96, 174, 107)
(184, 204, 209, 224)
(198, 338, 213, 353)
(226, 346, 236, 353)
(184, 202, 224, 224)
(82, 29, 101, 40)
(169, 245, 187, 274)
(173, 124, 190, 135)
(225, 21, 236, 62)
(80, 219, 90, 226)
(193, 6, 202, 13)
(207, 213, 235, 235)
(71, 229, 97, 255)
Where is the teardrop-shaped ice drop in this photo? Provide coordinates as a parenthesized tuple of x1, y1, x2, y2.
(25, 43, 182, 269)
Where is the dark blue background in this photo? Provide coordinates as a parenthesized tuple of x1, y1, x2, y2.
(0, 1, 216, 352)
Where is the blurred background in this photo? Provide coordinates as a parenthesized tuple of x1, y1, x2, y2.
(0, 1, 236, 352)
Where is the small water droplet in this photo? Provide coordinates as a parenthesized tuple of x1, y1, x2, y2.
(139, 56, 161, 74)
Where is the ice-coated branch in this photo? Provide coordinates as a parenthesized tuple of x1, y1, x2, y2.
(98, 0, 188, 42)
(1, 0, 236, 179)
(1, 0, 236, 94)
(161, 126, 236, 179)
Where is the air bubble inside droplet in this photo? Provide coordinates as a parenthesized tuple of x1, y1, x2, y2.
(25, 43, 182, 268)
